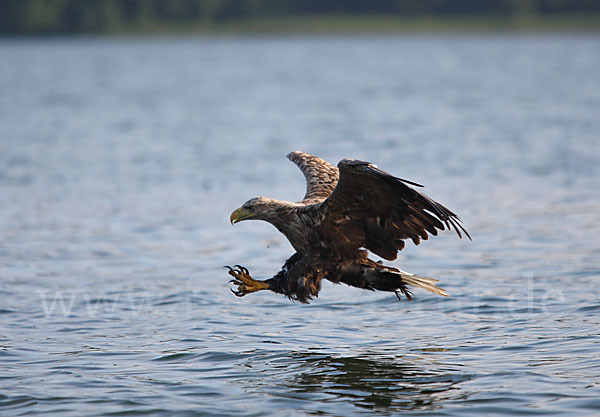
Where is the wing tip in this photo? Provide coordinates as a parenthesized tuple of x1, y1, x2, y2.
(339, 159, 425, 188)
(446, 213, 472, 241)
(287, 150, 303, 161)
(396, 177, 424, 188)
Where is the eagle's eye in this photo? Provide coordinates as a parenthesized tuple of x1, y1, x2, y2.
(242, 201, 255, 211)
(243, 197, 267, 212)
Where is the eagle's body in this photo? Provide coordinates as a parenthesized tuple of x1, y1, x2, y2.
(227, 151, 470, 303)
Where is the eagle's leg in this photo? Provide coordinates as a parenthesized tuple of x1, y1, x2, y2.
(225, 265, 269, 297)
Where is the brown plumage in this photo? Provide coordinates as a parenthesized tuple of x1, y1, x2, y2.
(227, 151, 470, 303)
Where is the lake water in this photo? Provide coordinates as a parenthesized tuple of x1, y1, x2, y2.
(1, 33, 599, 416)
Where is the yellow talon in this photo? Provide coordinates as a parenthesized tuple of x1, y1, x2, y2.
(225, 265, 269, 297)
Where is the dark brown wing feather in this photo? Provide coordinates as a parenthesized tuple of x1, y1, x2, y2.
(318, 159, 470, 261)
(287, 151, 339, 203)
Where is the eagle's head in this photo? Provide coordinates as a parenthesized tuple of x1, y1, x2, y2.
(230, 197, 281, 224)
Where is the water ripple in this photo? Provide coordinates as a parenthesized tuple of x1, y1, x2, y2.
(1, 34, 600, 416)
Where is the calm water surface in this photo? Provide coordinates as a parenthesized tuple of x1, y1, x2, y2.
(1, 34, 599, 416)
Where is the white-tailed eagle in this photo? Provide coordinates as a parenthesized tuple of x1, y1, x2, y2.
(227, 151, 470, 303)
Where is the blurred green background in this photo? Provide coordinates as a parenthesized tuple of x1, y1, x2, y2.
(2, 0, 600, 35)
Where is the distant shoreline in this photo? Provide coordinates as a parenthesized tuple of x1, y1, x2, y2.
(3, 14, 600, 36)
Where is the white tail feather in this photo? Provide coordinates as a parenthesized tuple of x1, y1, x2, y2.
(398, 269, 448, 297)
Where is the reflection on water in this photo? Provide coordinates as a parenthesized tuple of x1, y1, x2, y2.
(1, 34, 600, 416)
(229, 347, 472, 415)
(288, 353, 468, 412)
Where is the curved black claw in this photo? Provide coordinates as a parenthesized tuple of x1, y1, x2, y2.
(230, 288, 245, 297)
(233, 264, 249, 275)
(394, 287, 413, 302)
(224, 264, 268, 297)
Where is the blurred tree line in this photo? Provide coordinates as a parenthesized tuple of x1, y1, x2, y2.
(1, 0, 600, 34)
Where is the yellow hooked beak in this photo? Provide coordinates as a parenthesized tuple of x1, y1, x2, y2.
(230, 207, 255, 225)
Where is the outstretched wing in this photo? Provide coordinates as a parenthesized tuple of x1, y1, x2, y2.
(318, 159, 470, 261)
(287, 151, 339, 203)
